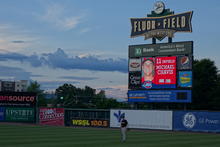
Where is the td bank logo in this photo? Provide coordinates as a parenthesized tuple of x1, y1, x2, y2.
(135, 48, 142, 56)
(182, 112, 196, 129)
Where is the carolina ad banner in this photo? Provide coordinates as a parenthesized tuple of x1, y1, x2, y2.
(0, 92, 36, 107)
(39, 108, 64, 126)
(173, 111, 220, 133)
(110, 109, 172, 130)
(5, 107, 35, 122)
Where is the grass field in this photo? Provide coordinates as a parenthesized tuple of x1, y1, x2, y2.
(0, 123, 220, 147)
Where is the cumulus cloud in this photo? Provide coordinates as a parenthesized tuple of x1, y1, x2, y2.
(0, 48, 128, 73)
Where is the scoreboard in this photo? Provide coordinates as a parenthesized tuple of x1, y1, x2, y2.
(128, 41, 193, 103)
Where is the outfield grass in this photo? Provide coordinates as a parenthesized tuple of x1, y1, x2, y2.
(0, 123, 220, 147)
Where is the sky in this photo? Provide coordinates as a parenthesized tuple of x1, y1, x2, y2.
(0, 0, 220, 101)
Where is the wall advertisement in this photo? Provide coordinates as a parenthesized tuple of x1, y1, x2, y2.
(5, 107, 35, 122)
(110, 109, 172, 130)
(39, 108, 64, 126)
(0, 92, 36, 107)
(173, 111, 220, 133)
(71, 119, 109, 128)
(0, 107, 5, 121)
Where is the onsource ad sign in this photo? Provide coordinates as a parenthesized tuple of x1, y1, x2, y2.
(0, 92, 36, 107)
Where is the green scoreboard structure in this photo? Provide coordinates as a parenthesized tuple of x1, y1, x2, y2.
(128, 2, 193, 103)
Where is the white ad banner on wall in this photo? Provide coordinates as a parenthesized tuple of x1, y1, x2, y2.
(110, 109, 172, 130)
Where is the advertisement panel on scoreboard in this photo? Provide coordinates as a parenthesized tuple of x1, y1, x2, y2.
(141, 56, 176, 89)
(178, 71, 192, 87)
(128, 90, 192, 103)
(129, 41, 193, 58)
(129, 72, 141, 89)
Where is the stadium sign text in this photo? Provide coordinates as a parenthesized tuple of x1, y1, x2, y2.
(130, 11, 193, 40)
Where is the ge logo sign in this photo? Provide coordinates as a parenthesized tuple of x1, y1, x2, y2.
(182, 113, 196, 129)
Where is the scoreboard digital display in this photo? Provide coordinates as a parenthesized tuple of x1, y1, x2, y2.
(128, 41, 193, 103)
(142, 56, 177, 89)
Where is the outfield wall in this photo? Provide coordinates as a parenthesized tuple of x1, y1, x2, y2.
(64, 109, 110, 128)
(110, 109, 173, 130)
(39, 108, 64, 126)
(173, 111, 220, 133)
(0, 92, 37, 123)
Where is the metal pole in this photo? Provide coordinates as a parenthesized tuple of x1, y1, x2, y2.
(152, 38, 156, 44)
(168, 37, 172, 43)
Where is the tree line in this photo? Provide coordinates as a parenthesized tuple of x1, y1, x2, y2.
(28, 58, 220, 110)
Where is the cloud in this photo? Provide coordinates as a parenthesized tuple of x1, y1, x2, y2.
(60, 76, 98, 81)
(0, 24, 38, 52)
(39, 80, 80, 90)
(97, 85, 128, 100)
(11, 40, 25, 43)
(80, 28, 91, 33)
(40, 3, 84, 30)
(0, 48, 128, 73)
(0, 65, 32, 80)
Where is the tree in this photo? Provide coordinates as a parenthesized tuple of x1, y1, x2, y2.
(27, 81, 46, 107)
(190, 59, 219, 110)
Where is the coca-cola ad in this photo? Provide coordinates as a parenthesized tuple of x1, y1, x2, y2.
(39, 108, 64, 126)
